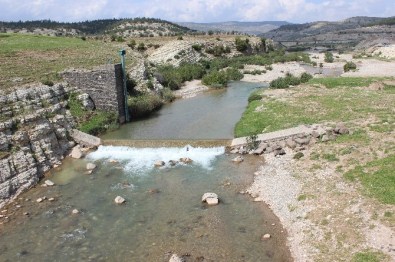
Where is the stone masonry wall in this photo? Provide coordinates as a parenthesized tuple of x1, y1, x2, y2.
(0, 83, 76, 208)
(62, 64, 126, 123)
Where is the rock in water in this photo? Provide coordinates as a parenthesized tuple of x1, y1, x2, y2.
(72, 209, 79, 214)
(169, 254, 184, 262)
(70, 145, 83, 159)
(232, 156, 244, 163)
(114, 196, 126, 204)
(154, 161, 165, 167)
(180, 157, 193, 164)
(45, 180, 55, 186)
(202, 192, 219, 205)
(86, 163, 97, 170)
(261, 234, 271, 240)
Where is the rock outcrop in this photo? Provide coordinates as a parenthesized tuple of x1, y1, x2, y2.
(0, 83, 76, 208)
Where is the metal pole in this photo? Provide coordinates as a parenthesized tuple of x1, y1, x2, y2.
(119, 49, 130, 122)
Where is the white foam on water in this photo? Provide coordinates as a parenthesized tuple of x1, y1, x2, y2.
(87, 145, 225, 173)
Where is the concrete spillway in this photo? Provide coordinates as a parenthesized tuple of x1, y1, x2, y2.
(102, 139, 232, 148)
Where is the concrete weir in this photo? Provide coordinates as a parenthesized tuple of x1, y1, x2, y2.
(102, 139, 232, 148)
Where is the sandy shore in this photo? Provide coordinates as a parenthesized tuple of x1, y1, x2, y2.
(173, 79, 209, 98)
(242, 62, 306, 83)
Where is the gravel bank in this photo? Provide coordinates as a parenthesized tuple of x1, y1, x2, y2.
(246, 149, 315, 261)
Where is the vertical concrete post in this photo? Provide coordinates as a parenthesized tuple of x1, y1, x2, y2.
(114, 64, 126, 124)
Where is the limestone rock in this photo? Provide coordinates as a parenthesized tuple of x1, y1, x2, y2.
(202, 192, 219, 205)
(285, 138, 297, 149)
(45, 180, 55, 186)
(169, 160, 178, 166)
(72, 209, 79, 214)
(274, 149, 286, 156)
(86, 163, 97, 170)
(77, 93, 95, 110)
(321, 134, 330, 142)
(261, 234, 271, 240)
(115, 196, 126, 204)
(335, 123, 349, 135)
(70, 145, 83, 159)
(36, 198, 43, 203)
(179, 157, 193, 164)
(169, 254, 184, 262)
(154, 161, 165, 167)
(232, 156, 244, 163)
(294, 137, 310, 145)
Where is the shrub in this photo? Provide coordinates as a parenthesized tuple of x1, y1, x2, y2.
(128, 93, 163, 118)
(137, 42, 146, 51)
(324, 52, 334, 63)
(42, 80, 54, 86)
(344, 61, 357, 72)
(81, 36, 86, 41)
(128, 39, 136, 49)
(248, 91, 263, 103)
(157, 64, 206, 90)
(192, 44, 202, 52)
(79, 112, 118, 135)
(160, 88, 175, 102)
(300, 72, 313, 83)
(270, 73, 311, 89)
(235, 37, 250, 52)
(202, 68, 243, 88)
(202, 70, 228, 88)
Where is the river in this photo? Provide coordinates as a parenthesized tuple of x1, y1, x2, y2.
(0, 81, 292, 261)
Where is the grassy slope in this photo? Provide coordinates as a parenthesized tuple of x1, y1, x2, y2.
(0, 33, 125, 91)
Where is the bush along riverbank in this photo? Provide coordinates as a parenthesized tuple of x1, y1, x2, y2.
(233, 76, 395, 261)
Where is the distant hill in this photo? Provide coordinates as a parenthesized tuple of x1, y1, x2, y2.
(0, 18, 194, 37)
(177, 21, 290, 35)
(263, 16, 386, 41)
(262, 16, 395, 50)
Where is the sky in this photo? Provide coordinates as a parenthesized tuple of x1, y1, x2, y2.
(0, 0, 394, 23)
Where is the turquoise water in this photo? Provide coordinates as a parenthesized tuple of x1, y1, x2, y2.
(0, 82, 292, 261)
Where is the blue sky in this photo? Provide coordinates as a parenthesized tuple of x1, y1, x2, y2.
(0, 0, 393, 23)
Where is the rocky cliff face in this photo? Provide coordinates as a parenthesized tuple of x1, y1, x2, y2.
(0, 83, 76, 208)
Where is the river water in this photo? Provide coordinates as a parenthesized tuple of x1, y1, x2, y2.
(0, 81, 292, 261)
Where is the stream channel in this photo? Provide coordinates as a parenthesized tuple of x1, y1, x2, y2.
(0, 81, 292, 261)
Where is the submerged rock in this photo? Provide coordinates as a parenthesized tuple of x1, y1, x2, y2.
(114, 196, 126, 204)
(232, 156, 244, 163)
(86, 163, 97, 170)
(45, 180, 55, 186)
(202, 192, 219, 205)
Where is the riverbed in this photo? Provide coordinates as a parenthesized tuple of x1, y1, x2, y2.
(0, 81, 292, 261)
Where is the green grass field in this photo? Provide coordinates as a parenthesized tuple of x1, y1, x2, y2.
(235, 77, 394, 137)
(0, 33, 128, 91)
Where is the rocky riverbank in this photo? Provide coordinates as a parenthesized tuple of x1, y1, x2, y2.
(0, 83, 77, 208)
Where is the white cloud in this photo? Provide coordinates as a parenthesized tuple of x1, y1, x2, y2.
(0, 0, 394, 23)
